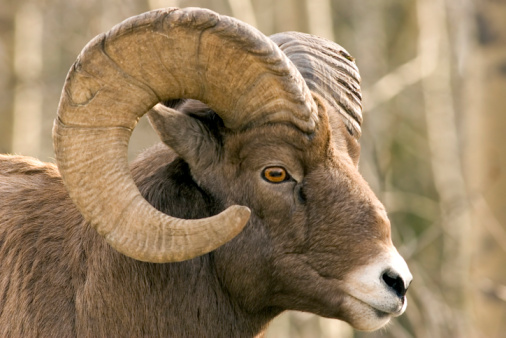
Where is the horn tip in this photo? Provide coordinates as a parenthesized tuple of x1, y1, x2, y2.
(229, 205, 251, 226)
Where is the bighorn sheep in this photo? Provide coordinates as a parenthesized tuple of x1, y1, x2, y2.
(0, 8, 412, 337)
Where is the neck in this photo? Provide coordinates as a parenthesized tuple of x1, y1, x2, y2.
(157, 254, 275, 336)
(79, 235, 275, 336)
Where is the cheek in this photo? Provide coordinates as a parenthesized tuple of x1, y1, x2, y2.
(246, 182, 297, 219)
(242, 185, 310, 254)
(213, 217, 278, 310)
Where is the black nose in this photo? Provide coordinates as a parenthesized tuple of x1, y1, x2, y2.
(382, 270, 408, 298)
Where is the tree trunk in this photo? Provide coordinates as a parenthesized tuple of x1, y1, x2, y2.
(11, 2, 44, 158)
(468, 1, 506, 337)
(0, 0, 15, 155)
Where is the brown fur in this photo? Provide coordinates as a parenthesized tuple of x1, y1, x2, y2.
(0, 100, 392, 336)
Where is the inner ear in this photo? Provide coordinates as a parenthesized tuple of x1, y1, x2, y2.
(148, 102, 223, 169)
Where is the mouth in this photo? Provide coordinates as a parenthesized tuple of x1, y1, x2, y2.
(340, 292, 407, 331)
(373, 308, 391, 318)
(348, 291, 407, 317)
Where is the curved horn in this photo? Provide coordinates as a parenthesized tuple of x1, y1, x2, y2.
(271, 32, 362, 138)
(53, 8, 317, 263)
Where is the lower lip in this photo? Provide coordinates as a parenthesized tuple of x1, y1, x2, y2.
(373, 309, 390, 318)
(374, 299, 406, 318)
(349, 293, 402, 317)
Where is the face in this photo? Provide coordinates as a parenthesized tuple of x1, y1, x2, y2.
(151, 101, 412, 331)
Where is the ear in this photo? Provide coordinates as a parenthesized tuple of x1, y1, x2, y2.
(147, 103, 222, 170)
(316, 95, 361, 167)
(344, 130, 361, 167)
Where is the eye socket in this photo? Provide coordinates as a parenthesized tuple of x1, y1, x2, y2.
(262, 166, 290, 184)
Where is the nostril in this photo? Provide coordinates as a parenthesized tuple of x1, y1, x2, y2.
(382, 270, 407, 298)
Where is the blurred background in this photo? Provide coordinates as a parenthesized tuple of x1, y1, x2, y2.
(1, 0, 505, 337)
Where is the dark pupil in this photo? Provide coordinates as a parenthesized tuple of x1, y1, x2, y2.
(269, 170, 283, 178)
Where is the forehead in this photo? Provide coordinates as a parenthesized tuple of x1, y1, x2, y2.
(225, 123, 324, 168)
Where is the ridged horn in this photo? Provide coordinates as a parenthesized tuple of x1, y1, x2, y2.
(271, 32, 362, 138)
(53, 8, 317, 263)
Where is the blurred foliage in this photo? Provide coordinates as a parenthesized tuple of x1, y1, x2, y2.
(1, 0, 505, 337)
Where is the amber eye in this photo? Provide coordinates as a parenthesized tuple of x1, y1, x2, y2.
(262, 167, 290, 183)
